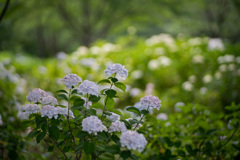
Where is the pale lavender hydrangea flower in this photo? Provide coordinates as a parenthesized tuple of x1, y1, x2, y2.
(82, 97, 92, 109)
(109, 120, 127, 132)
(54, 107, 75, 119)
(17, 111, 28, 120)
(21, 104, 40, 117)
(41, 105, 56, 119)
(104, 63, 128, 80)
(140, 95, 161, 110)
(134, 102, 153, 114)
(26, 88, 48, 103)
(82, 116, 107, 135)
(126, 118, 142, 129)
(77, 80, 99, 96)
(42, 96, 58, 105)
(106, 112, 120, 122)
(62, 74, 82, 89)
(157, 113, 168, 121)
(120, 130, 147, 152)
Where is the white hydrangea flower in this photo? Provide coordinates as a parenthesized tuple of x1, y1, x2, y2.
(109, 120, 127, 132)
(157, 113, 168, 121)
(77, 80, 99, 96)
(140, 95, 161, 110)
(17, 111, 28, 120)
(120, 130, 147, 152)
(182, 81, 193, 91)
(26, 88, 48, 103)
(82, 116, 107, 135)
(104, 63, 128, 80)
(21, 104, 41, 118)
(41, 105, 57, 119)
(42, 96, 58, 105)
(134, 102, 153, 114)
(126, 118, 142, 129)
(106, 112, 120, 122)
(62, 74, 82, 89)
(54, 107, 75, 119)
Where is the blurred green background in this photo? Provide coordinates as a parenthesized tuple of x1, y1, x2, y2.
(1, 0, 240, 159)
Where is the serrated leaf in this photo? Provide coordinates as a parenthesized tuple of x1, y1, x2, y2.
(114, 82, 126, 92)
(57, 94, 69, 101)
(112, 134, 120, 146)
(98, 79, 111, 84)
(84, 140, 95, 154)
(110, 77, 118, 83)
(105, 89, 117, 99)
(112, 109, 122, 116)
(71, 105, 84, 110)
(89, 95, 100, 102)
(28, 129, 39, 138)
(74, 98, 85, 106)
(49, 126, 60, 140)
(36, 132, 46, 143)
(56, 89, 68, 94)
(141, 109, 149, 115)
(105, 145, 120, 154)
(126, 107, 141, 116)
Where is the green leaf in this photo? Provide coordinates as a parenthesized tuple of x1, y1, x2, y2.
(84, 140, 95, 154)
(28, 129, 39, 138)
(48, 146, 54, 152)
(71, 89, 78, 94)
(36, 132, 46, 143)
(100, 153, 115, 160)
(97, 132, 110, 141)
(21, 120, 34, 127)
(178, 150, 186, 157)
(105, 89, 117, 99)
(185, 143, 193, 154)
(105, 145, 120, 154)
(76, 131, 88, 139)
(86, 109, 97, 115)
(56, 89, 68, 94)
(112, 109, 122, 116)
(110, 77, 118, 83)
(57, 94, 69, 101)
(35, 114, 46, 128)
(128, 119, 138, 125)
(120, 120, 131, 129)
(49, 126, 60, 140)
(126, 107, 141, 116)
(175, 140, 181, 148)
(63, 146, 70, 153)
(91, 103, 104, 109)
(114, 82, 126, 92)
(71, 105, 84, 110)
(141, 109, 149, 115)
(89, 95, 100, 102)
(120, 150, 131, 159)
(98, 79, 111, 84)
(74, 98, 85, 106)
(112, 134, 120, 146)
(106, 98, 115, 109)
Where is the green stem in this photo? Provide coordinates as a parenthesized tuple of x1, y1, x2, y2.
(101, 82, 114, 121)
(133, 106, 150, 130)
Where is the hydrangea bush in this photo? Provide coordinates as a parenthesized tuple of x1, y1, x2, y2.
(19, 63, 161, 160)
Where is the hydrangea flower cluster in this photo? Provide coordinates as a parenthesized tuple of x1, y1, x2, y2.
(82, 97, 92, 109)
(140, 95, 161, 110)
(62, 74, 82, 89)
(42, 96, 58, 105)
(82, 116, 107, 135)
(20, 104, 41, 118)
(106, 112, 120, 122)
(26, 88, 48, 103)
(104, 63, 128, 80)
(41, 105, 74, 119)
(109, 120, 127, 133)
(77, 80, 99, 96)
(120, 130, 147, 152)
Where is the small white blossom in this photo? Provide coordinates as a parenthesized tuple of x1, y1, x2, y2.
(42, 96, 58, 105)
(104, 63, 128, 80)
(208, 38, 224, 51)
(17, 111, 28, 120)
(192, 54, 204, 64)
(130, 88, 141, 97)
(106, 112, 120, 122)
(203, 74, 212, 83)
(120, 130, 147, 152)
(21, 104, 40, 118)
(82, 97, 92, 109)
(109, 120, 127, 132)
(62, 74, 82, 89)
(200, 87, 208, 94)
(140, 95, 161, 110)
(41, 105, 56, 119)
(77, 80, 99, 96)
(54, 107, 75, 119)
(157, 113, 168, 121)
(26, 88, 48, 103)
(182, 81, 193, 91)
(82, 116, 107, 135)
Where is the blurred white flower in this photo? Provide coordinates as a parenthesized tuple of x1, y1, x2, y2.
(38, 66, 48, 74)
(174, 102, 185, 112)
(154, 47, 165, 55)
(158, 56, 171, 67)
(104, 63, 128, 80)
(131, 70, 143, 79)
(82, 97, 92, 109)
(208, 38, 224, 51)
(41, 105, 57, 119)
(134, 102, 153, 114)
(73, 46, 88, 56)
(200, 87, 208, 94)
(203, 74, 212, 83)
(21, 104, 41, 118)
(106, 112, 120, 122)
(80, 58, 95, 67)
(157, 113, 168, 121)
(109, 120, 127, 132)
(56, 52, 67, 60)
(130, 88, 141, 97)
(182, 81, 193, 91)
(188, 37, 202, 46)
(219, 64, 227, 72)
(27, 88, 48, 103)
(188, 75, 196, 83)
(145, 83, 154, 95)
(17, 111, 28, 120)
(148, 59, 160, 70)
(140, 95, 161, 110)
(102, 43, 119, 53)
(62, 74, 82, 89)
(120, 130, 147, 152)
(236, 56, 240, 63)
(82, 116, 107, 135)
(90, 46, 101, 55)
(77, 80, 99, 96)
(217, 54, 235, 64)
(192, 54, 204, 64)
(228, 64, 236, 71)
(214, 71, 222, 79)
